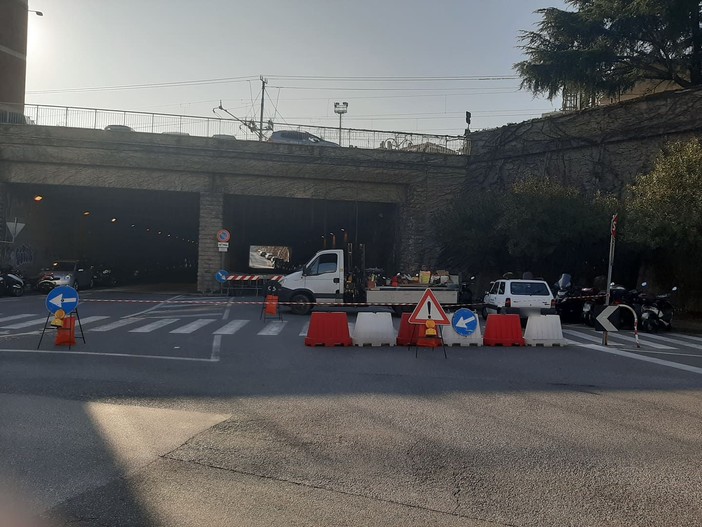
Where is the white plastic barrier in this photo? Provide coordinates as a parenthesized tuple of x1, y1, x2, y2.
(352, 312, 396, 346)
(524, 315, 568, 346)
(443, 312, 483, 346)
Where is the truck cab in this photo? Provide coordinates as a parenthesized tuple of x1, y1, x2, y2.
(278, 249, 347, 315)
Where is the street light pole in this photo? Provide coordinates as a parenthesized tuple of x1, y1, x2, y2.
(334, 102, 348, 146)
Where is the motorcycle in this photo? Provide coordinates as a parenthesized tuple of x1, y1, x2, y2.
(0, 266, 25, 297)
(638, 283, 677, 332)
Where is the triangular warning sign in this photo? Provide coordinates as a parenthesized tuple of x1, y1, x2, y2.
(408, 289, 450, 325)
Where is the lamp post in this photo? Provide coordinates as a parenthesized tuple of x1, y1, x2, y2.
(333, 102, 348, 146)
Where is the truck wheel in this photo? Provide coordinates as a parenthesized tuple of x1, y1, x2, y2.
(290, 293, 312, 315)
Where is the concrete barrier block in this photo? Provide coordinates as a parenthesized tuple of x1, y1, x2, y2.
(524, 315, 568, 346)
(353, 312, 396, 347)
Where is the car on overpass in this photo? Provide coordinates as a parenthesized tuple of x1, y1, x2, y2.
(268, 130, 339, 147)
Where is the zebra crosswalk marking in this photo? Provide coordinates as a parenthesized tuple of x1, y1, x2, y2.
(562, 329, 623, 345)
(299, 321, 309, 337)
(76, 316, 110, 325)
(213, 320, 249, 335)
(91, 318, 145, 332)
(258, 321, 287, 336)
(170, 319, 217, 334)
(0, 314, 36, 324)
(607, 332, 675, 350)
(2, 317, 48, 330)
(637, 332, 702, 349)
(129, 319, 180, 333)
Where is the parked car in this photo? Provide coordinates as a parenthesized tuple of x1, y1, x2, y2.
(482, 278, 555, 320)
(268, 130, 339, 147)
(35, 260, 94, 292)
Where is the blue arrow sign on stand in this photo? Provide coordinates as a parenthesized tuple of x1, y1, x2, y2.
(452, 308, 478, 337)
(46, 285, 80, 314)
(215, 269, 229, 284)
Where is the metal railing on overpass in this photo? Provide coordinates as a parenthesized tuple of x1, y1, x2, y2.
(3, 104, 467, 154)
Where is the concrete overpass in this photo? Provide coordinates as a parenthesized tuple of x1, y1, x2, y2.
(0, 124, 468, 291)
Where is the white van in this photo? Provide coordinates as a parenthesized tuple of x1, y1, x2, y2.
(482, 279, 554, 319)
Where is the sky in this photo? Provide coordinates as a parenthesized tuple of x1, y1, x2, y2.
(24, 0, 568, 136)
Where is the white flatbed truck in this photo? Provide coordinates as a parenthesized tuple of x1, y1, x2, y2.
(276, 248, 459, 315)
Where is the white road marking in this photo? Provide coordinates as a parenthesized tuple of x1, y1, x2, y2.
(606, 332, 675, 350)
(129, 318, 179, 333)
(170, 319, 217, 334)
(76, 316, 110, 325)
(126, 294, 183, 317)
(1, 317, 48, 329)
(637, 332, 702, 349)
(562, 329, 622, 345)
(299, 321, 309, 337)
(211, 335, 222, 361)
(91, 318, 145, 332)
(213, 320, 249, 335)
(582, 343, 702, 376)
(622, 349, 702, 358)
(0, 314, 36, 323)
(258, 321, 287, 335)
(666, 333, 702, 345)
(0, 348, 216, 362)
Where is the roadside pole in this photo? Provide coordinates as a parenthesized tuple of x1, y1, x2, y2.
(602, 213, 618, 345)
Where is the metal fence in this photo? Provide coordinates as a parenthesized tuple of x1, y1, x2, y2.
(6, 103, 467, 153)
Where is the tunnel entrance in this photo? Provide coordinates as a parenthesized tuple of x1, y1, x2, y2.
(224, 195, 398, 275)
(3, 184, 199, 285)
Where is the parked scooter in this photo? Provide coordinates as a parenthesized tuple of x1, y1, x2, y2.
(0, 266, 25, 297)
(638, 283, 677, 332)
(553, 274, 602, 323)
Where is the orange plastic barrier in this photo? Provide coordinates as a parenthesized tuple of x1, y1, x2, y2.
(264, 295, 279, 316)
(483, 314, 525, 347)
(304, 312, 353, 347)
(396, 313, 428, 346)
(55, 316, 77, 346)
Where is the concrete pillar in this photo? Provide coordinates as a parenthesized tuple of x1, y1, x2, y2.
(0, 0, 29, 119)
(0, 180, 6, 245)
(197, 190, 224, 293)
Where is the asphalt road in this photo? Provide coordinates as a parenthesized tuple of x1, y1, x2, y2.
(1, 289, 701, 526)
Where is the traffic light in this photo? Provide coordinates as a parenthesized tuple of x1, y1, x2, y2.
(465, 111, 471, 125)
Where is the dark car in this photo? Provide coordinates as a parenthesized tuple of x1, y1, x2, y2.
(268, 130, 339, 147)
(35, 260, 94, 292)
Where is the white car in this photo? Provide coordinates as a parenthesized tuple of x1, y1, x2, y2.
(482, 279, 554, 320)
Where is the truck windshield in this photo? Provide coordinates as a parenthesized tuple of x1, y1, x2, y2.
(307, 254, 337, 275)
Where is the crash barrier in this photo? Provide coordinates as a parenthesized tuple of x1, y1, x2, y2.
(352, 312, 396, 346)
(55, 316, 77, 346)
(225, 275, 284, 297)
(304, 312, 353, 347)
(483, 314, 525, 347)
(443, 312, 483, 346)
(523, 315, 568, 346)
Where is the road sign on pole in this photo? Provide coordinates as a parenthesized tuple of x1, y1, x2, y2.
(451, 308, 478, 336)
(217, 229, 231, 243)
(408, 289, 450, 325)
(46, 286, 80, 315)
(595, 305, 620, 332)
(215, 270, 229, 283)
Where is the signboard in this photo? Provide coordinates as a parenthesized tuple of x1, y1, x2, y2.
(217, 229, 231, 243)
(215, 269, 229, 283)
(595, 305, 620, 332)
(46, 286, 79, 315)
(408, 289, 450, 325)
(218, 241, 229, 253)
(451, 308, 478, 336)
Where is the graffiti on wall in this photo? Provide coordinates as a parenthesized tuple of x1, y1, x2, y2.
(9, 244, 35, 268)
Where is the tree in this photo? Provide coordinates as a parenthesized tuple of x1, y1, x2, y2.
(626, 138, 702, 253)
(515, 0, 702, 102)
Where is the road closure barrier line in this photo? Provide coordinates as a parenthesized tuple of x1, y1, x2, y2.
(82, 299, 484, 308)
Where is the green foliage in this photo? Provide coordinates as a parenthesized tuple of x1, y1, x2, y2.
(516, 0, 702, 100)
(626, 138, 702, 252)
(436, 178, 618, 280)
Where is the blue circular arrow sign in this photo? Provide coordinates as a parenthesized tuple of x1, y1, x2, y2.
(46, 285, 80, 315)
(215, 269, 229, 284)
(451, 308, 478, 336)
